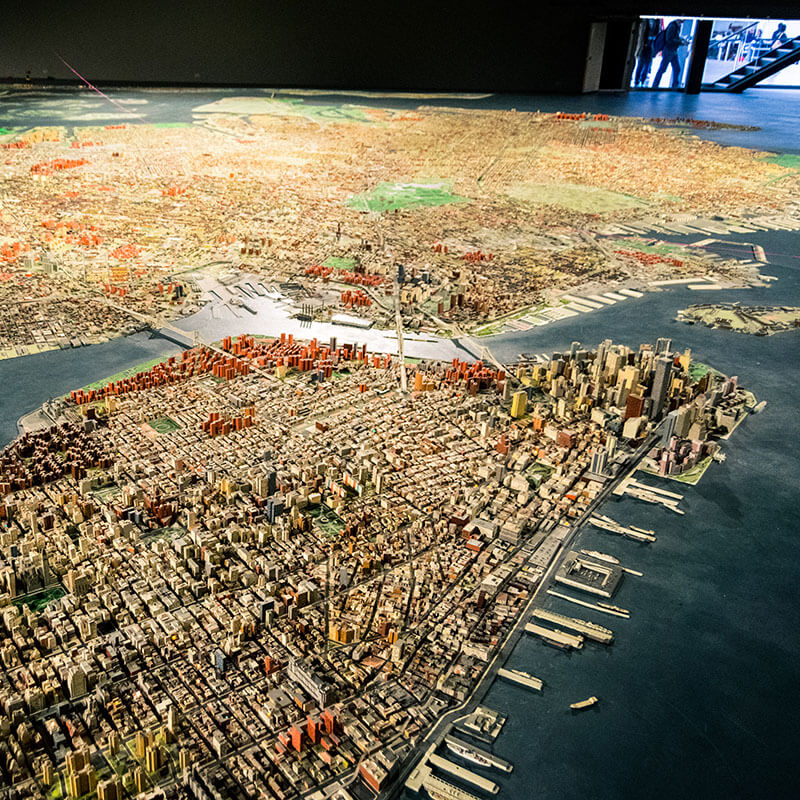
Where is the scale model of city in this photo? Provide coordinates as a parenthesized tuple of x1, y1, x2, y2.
(0, 89, 798, 800)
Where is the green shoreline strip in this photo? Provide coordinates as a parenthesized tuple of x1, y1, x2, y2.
(76, 356, 169, 393)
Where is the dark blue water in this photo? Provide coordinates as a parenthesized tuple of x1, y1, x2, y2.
(3, 88, 800, 799)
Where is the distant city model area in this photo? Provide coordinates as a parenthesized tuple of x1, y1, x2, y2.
(0, 85, 796, 800)
(2, 92, 799, 359)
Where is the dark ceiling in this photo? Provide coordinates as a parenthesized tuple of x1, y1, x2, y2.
(2, 2, 798, 92)
(589, 1, 800, 15)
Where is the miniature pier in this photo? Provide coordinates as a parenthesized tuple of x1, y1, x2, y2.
(532, 608, 614, 644)
(421, 773, 482, 800)
(578, 549, 643, 576)
(406, 737, 503, 798)
(546, 589, 630, 618)
(443, 735, 513, 772)
(525, 621, 584, 649)
(553, 551, 624, 598)
(614, 475, 685, 514)
(589, 513, 656, 542)
(454, 706, 507, 744)
(428, 754, 501, 794)
(496, 667, 544, 691)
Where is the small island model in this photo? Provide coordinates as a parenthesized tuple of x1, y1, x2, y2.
(677, 303, 800, 336)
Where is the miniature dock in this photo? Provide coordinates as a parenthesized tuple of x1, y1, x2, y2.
(444, 735, 513, 772)
(454, 706, 507, 743)
(546, 589, 630, 618)
(525, 621, 584, 649)
(406, 751, 485, 800)
(428, 754, 500, 794)
(589, 513, 656, 542)
(532, 608, 614, 644)
(424, 774, 482, 800)
(614, 475, 685, 514)
(496, 667, 544, 691)
(553, 551, 624, 598)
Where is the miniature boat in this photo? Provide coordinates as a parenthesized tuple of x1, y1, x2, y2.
(445, 739, 493, 768)
(597, 601, 629, 615)
(580, 549, 619, 564)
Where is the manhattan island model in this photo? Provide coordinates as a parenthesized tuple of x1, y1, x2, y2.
(0, 330, 755, 800)
(0, 90, 790, 800)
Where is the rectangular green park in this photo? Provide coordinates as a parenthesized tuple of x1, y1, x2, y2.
(348, 181, 469, 213)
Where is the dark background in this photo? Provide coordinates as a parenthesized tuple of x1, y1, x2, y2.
(2, 2, 799, 92)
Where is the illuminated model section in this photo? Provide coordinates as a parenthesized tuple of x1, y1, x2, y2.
(0, 331, 754, 798)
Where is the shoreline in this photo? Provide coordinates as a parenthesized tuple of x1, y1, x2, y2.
(392, 431, 660, 797)
(0, 207, 790, 364)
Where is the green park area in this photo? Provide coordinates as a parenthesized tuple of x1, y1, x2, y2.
(14, 587, 66, 613)
(642, 456, 713, 486)
(578, 119, 615, 129)
(92, 483, 120, 502)
(527, 460, 555, 487)
(46, 781, 63, 800)
(608, 236, 692, 256)
(671, 456, 713, 485)
(507, 182, 645, 213)
(472, 303, 541, 337)
(760, 153, 800, 169)
(348, 181, 469, 213)
(311, 505, 345, 538)
(323, 256, 358, 270)
(759, 154, 800, 185)
(608, 236, 698, 258)
(141, 523, 185, 545)
(688, 360, 722, 382)
(146, 416, 181, 435)
(193, 96, 379, 124)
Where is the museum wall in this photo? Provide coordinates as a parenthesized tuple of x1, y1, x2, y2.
(3, 1, 799, 92)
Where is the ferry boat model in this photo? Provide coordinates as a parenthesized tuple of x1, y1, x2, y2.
(497, 667, 544, 691)
(445, 740, 493, 769)
(580, 549, 619, 564)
